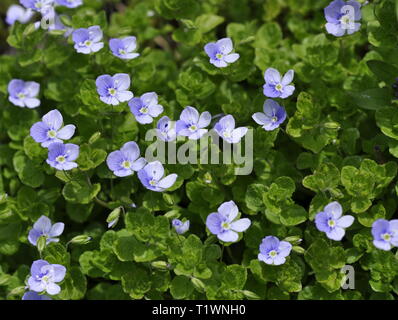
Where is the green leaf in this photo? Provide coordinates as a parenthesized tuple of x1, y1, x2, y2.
(170, 275, 194, 299)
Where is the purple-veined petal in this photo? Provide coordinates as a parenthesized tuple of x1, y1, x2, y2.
(106, 150, 124, 172)
(64, 144, 79, 161)
(121, 141, 140, 162)
(373, 240, 391, 251)
(52, 264, 66, 282)
(280, 85, 295, 99)
(264, 68, 281, 84)
(113, 73, 131, 91)
(157, 174, 177, 190)
(180, 106, 199, 124)
(49, 223, 64, 238)
(148, 104, 164, 118)
(281, 70, 294, 86)
(230, 218, 251, 232)
(217, 38, 233, 54)
(218, 200, 239, 221)
(337, 215, 354, 228)
(25, 98, 41, 109)
(198, 111, 211, 128)
(218, 230, 239, 242)
(206, 212, 223, 235)
(223, 53, 239, 63)
(33, 216, 52, 234)
(46, 283, 61, 295)
(30, 122, 49, 143)
(131, 157, 147, 171)
(57, 124, 76, 140)
(324, 201, 343, 219)
(325, 22, 346, 37)
(326, 227, 345, 241)
(88, 25, 103, 42)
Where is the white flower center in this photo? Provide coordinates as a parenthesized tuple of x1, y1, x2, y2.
(47, 130, 57, 138)
(340, 14, 353, 29)
(271, 116, 278, 123)
(17, 92, 26, 99)
(119, 48, 127, 55)
(275, 83, 283, 91)
(382, 233, 391, 241)
(140, 107, 149, 114)
(223, 131, 231, 138)
(35, 2, 43, 9)
(84, 40, 92, 47)
(269, 250, 277, 257)
(216, 53, 223, 59)
(149, 179, 157, 186)
(122, 160, 131, 169)
(56, 155, 66, 164)
(189, 125, 197, 132)
(108, 88, 117, 96)
(221, 221, 231, 230)
(328, 219, 336, 227)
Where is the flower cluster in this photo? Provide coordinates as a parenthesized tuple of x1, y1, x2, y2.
(29, 109, 80, 171)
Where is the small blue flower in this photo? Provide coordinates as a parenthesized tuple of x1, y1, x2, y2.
(172, 219, 190, 235)
(137, 161, 177, 192)
(156, 116, 176, 142)
(28, 215, 65, 246)
(106, 141, 146, 177)
(176, 106, 211, 140)
(20, 0, 54, 13)
(371, 219, 398, 251)
(55, 0, 82, 8)
(258, 236, 292, 266)
(8, 79, 40, 109)
(6, 5, 33, 25)
(315, 201, 354, 241)
(324, 0, 361, 37)
(96, 73, 134, 106)
(129, 92, 163, 124)
(28, 260, 66, 295)
(109, 36, 140, 60)
(214, 115, 248, 144)
(30, 109, 76, 148)
(72, 26, 104, 54)
(22, 291, 52, 300)
(46, 142, 79, 170)
(206, 201, 251, 242)
(252, 99, 286, 131)
(204, 38, 240, 68)
(263, 68, 295, 99)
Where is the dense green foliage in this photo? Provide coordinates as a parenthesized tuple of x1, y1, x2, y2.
(1, 0, 398, 300)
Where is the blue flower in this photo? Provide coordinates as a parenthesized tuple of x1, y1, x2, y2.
(72, 26, 104, 54)
(176, 106, 211, 140)
(106, 141, 147, 177)
(263, 68, 295, 99)
(8, 79, 40, 109)
(258, 236, 292, 266)
(252, 99, 287, 131)
(28, 260, 66, 295)
(22, 291, 52, 300)
(315, 201, 354, 241)
(206, 201, 251, 242)
(324, 0, 361, 37)
(137, 161, 177, 192)
(28, 215, 65, 246)
(214, 115, 248, 144)
(30, 109, 76, 148)
(371, 219, 398, 251)
(20, 0, 54, 13)
(109, 36, 140, 60)
(55, 0, 82, 8)
(6, 5, 33, 25)
(46, 142, 79, 170)
(156, 116, 176, 142)
(172, 219, 190, 235)
(204, 38, 240, 68)
(96, 73, 134, 106)
(129, 92, 163, 124)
